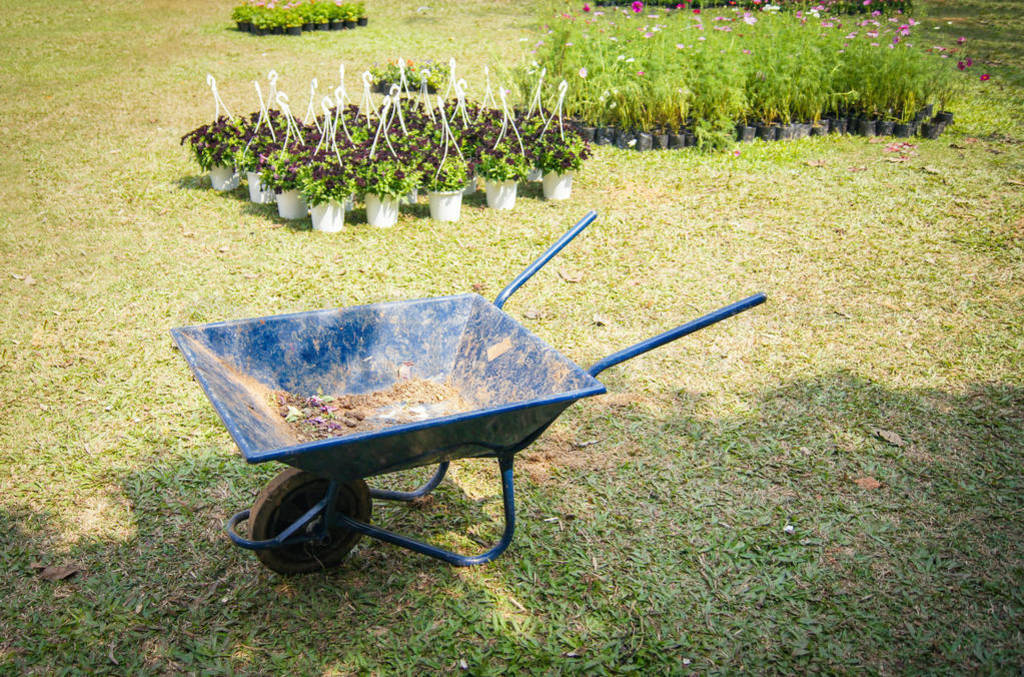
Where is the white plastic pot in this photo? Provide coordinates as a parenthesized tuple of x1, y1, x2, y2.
(209, 165, 240, 191)
(485, 180, 518, 210)
(542, 171, 574, 200)
(428, 190, 463, 222)
(276, 189, 308, 220)
(246, 171, 275, 204)
(310, 201, 345, 232)
(365, 193, 400, 228)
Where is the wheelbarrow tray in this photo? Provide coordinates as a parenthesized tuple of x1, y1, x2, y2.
(171, 292, 605, 483)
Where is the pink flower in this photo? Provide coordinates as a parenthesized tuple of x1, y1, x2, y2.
(638, 70, 645, 75)
(957, 36, 966, 44)
(579, 67, 588, 77)
(583, 2, 590, 10)
(966, 57, 973, 67)
(732, 149, 741, 157)
(693, 8, 701, 13)
(743, 12, 756, 24)
(980, 73, 990, 81)
(957, 60, 966, 70)
(631, 1, 643, 12)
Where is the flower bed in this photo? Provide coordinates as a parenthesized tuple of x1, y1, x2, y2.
(520, 2, 974, 150)
(181, 91, 591, 226)
(231, 0, 367, 35)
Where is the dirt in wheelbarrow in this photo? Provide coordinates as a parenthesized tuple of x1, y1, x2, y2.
(271, 379, 472, 442)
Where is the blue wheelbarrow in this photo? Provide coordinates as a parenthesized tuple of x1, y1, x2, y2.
(171, 211, 765, 573)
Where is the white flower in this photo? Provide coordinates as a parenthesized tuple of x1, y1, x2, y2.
(784, 524, 795, 534)
(579, 67, 588, 78)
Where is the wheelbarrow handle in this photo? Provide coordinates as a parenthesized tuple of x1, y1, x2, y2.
(587, 293, 767, 377)
(493, 210, 598, 309)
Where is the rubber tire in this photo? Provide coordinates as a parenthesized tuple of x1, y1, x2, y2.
(249, 468, 371, 574)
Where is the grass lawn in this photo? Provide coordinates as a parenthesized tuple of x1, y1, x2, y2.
(1, 0, 1022, 673)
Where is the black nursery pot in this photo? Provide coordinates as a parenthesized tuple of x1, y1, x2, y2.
(594, 127, 614, 145)
(920, 122, 943, 140)
(757, 123, 776, 141)
(579, 126, 596, 143)
(667, 133, 685, 149)
(330, 19, 344, 29)
(653, 133, 669, 150)
(237, 20, 251, 32)
(636, 132, 653, 151)
(303, 22, 314, 31)
(286, 25, 302, 35)
(317, 22, 329, 30)
(858, 118, 877, 136)
(935, 110, 954, 125)
(357, 17, 368, 26)
(893, 123, 912, 138)
(877, 120, 895, 136)
(834, 117, 848, 134)
(737, 124, 756, 142)
(615, 128, 636, 149)
(343, 20, 355, 28)
(684, 131, 696, 147)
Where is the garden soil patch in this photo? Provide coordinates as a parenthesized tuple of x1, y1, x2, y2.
(272, 379, 472, 442)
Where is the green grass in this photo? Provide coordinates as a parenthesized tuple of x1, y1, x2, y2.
(1, 0, 1023, 673)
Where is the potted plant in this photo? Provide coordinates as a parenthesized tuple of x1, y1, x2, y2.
(258, 141, 311, 219)
(424, 153, 469, 222)
(180, 116, 245, 191)
(355, 1, 368, 26)
(328, 0, 346, 29)
(527, 128, 591, 201)
(233, 110, 286, 203)
(476, 137, 529, 210)
(351, 137, 422, 228)
(299, 148, 357, 232)
(231, 3, 253, 32)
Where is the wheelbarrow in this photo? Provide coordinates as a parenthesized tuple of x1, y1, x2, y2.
(171, 211, 765, 573)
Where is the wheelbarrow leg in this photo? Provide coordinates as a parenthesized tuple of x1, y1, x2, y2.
(369, 462, 449, 502)
(335, 455, 516, 566)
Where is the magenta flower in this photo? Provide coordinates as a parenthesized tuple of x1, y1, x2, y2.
(957, 60, 966, 70)
(966, 57, 973, 67)
(957, 36, 966, 44)
(583, 2, 590, 10)
(638, 70, 645, 75)
(980, 73, 990, 81)
(631, 0, 643, 12)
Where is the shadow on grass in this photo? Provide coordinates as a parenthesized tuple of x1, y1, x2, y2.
(2, 371, 1021, 672)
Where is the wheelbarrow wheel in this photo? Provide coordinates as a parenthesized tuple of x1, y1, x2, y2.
(250, 468, 371, 574)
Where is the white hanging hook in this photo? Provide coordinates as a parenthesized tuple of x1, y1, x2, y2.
(419, 69, 435, 122)
(443, 57, 457, 100)
(455, 78, 470, 126)
(497, 87, 526, 157)
(390, 85, 408, 134)
(334, 84, 354, 144)
(206, 74, 234, 121)
(268, 70, 279, 109)
(369, 97, 394, 159)
(304, 78, 321, 132)
(338, 63, 351, 107)
(276, 91, 305, 146)
(253, 80, 275, 142)
(481, 65, 497, 110)
(541, 80, 570, 140)
(360, 71, 375, 124)
(526, 67, 547, 121)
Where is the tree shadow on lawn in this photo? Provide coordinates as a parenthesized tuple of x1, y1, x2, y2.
(2, 371, 1021, 672)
